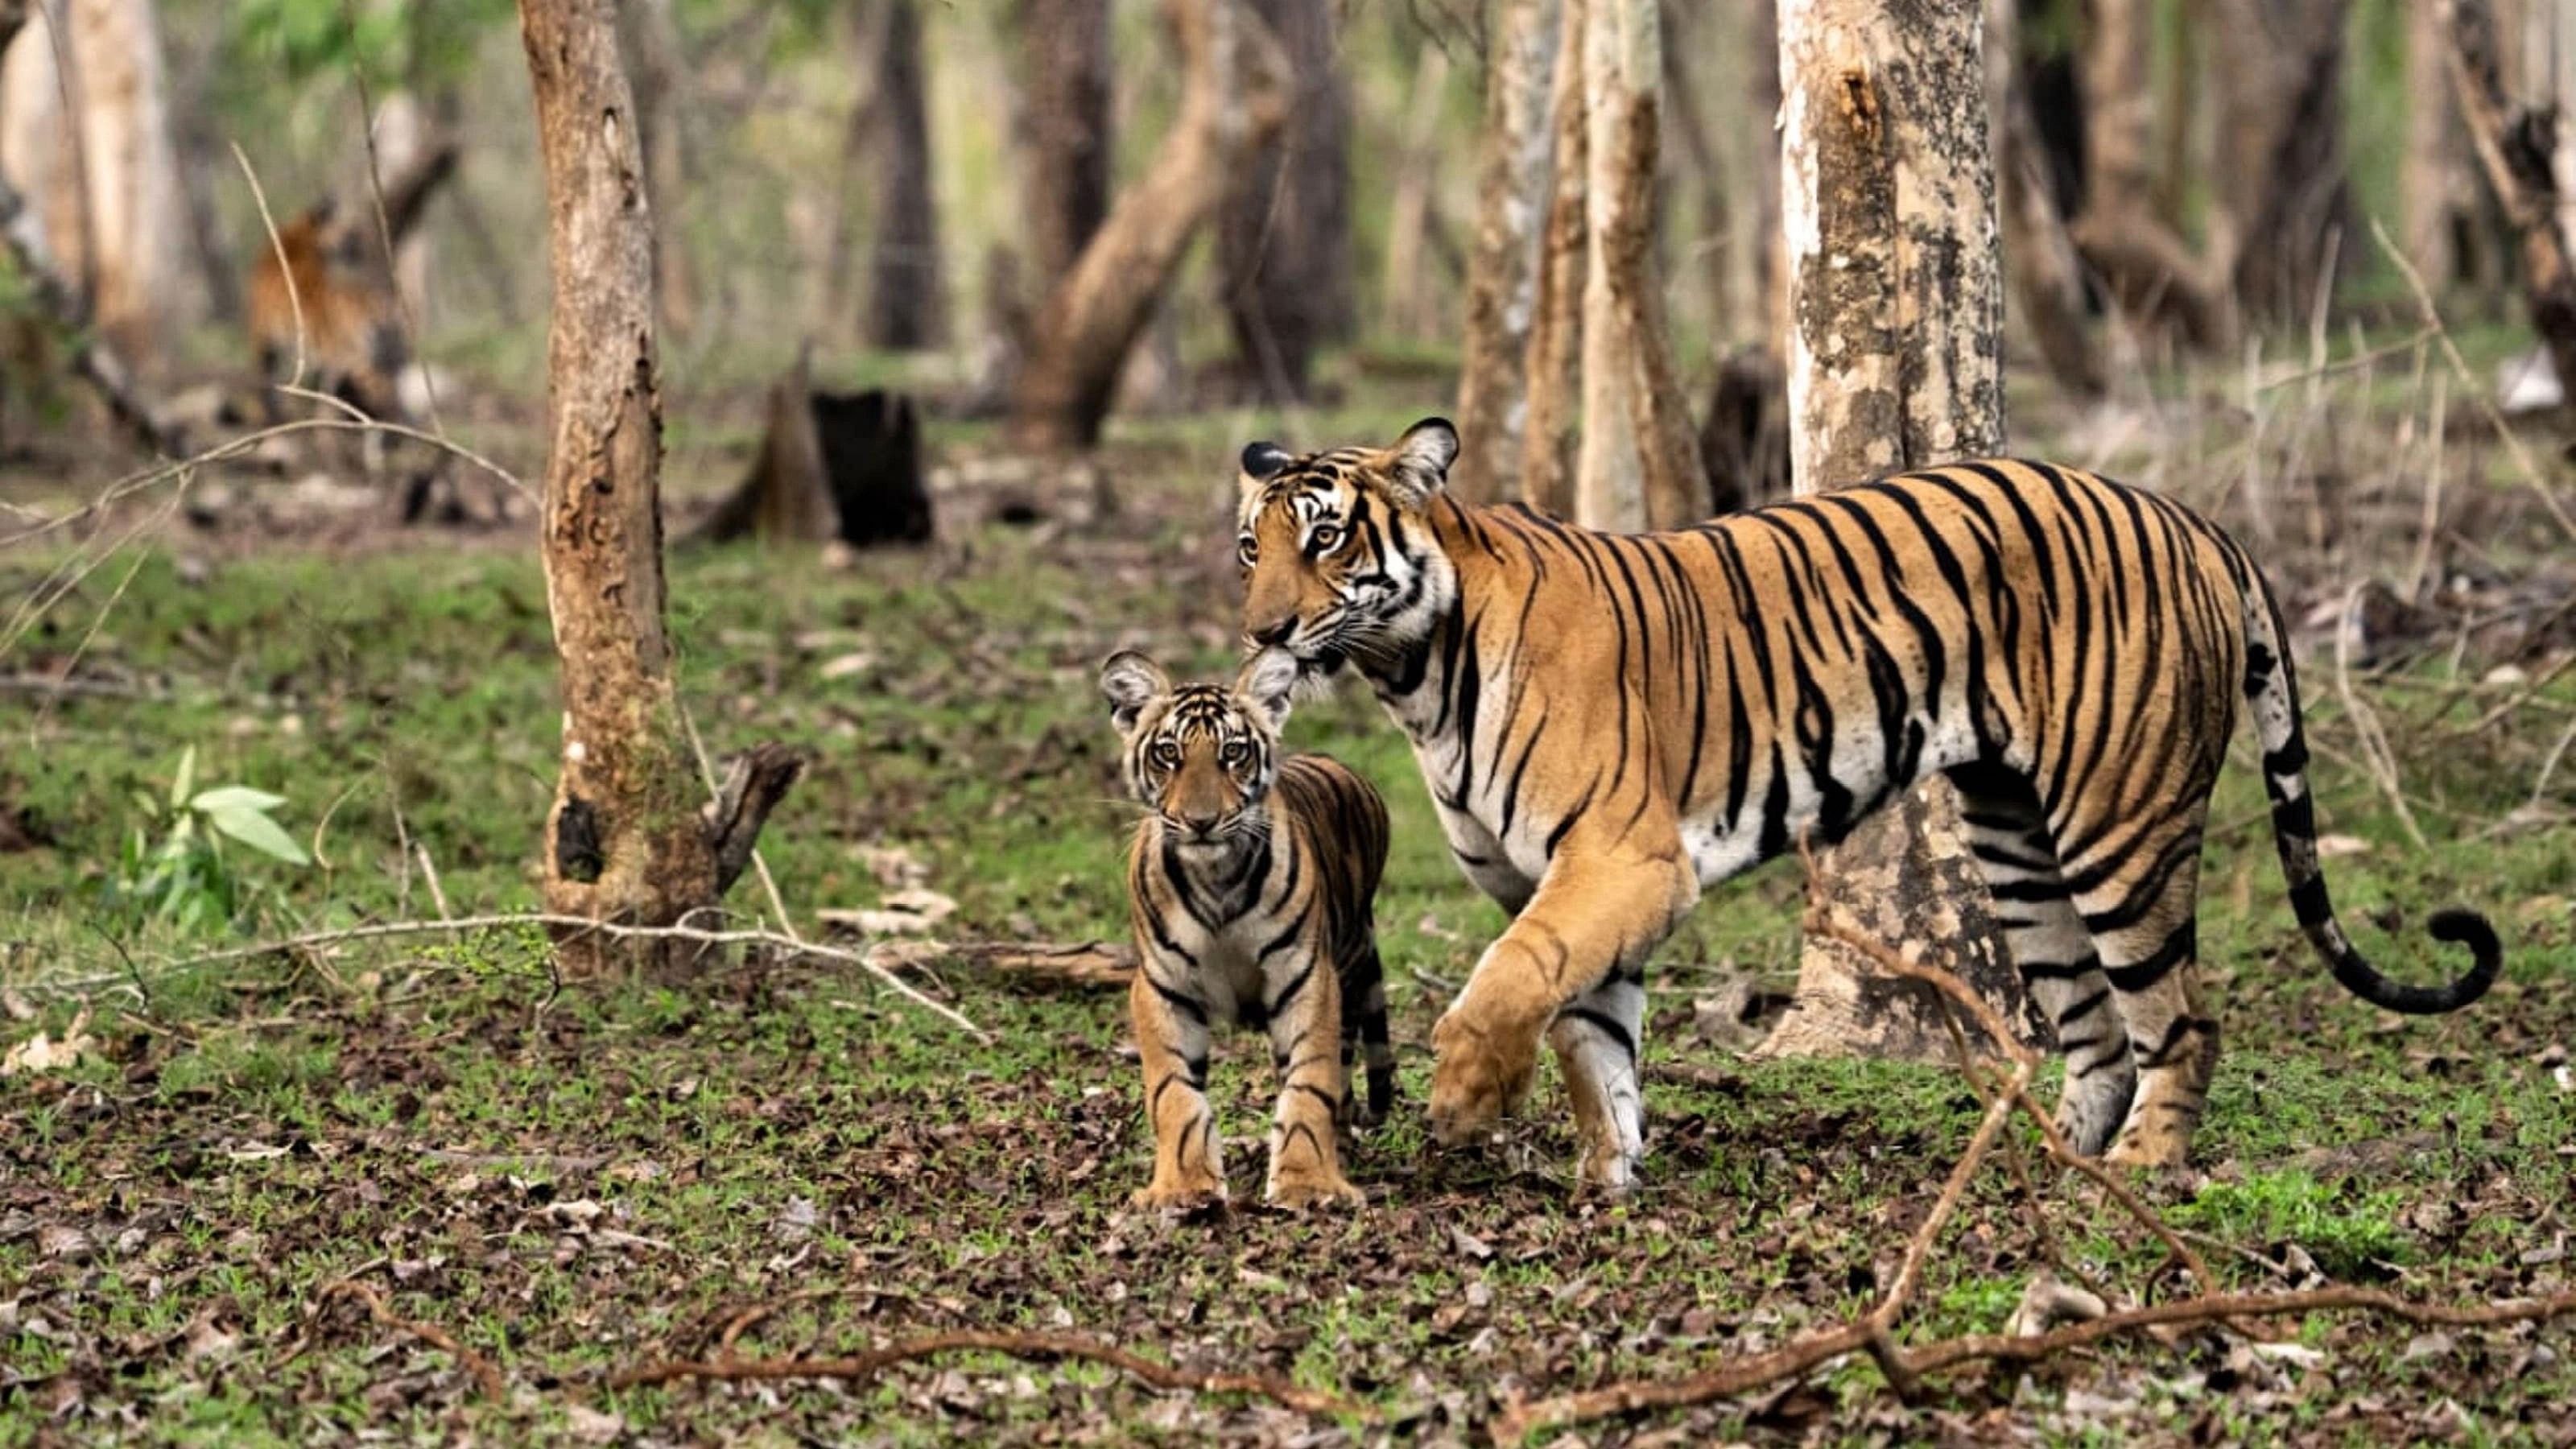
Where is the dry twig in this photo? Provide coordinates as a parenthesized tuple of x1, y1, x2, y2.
(315, 1278, 506, 1401)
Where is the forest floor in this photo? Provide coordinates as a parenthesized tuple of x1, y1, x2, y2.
(6, 375, 2576, 1446)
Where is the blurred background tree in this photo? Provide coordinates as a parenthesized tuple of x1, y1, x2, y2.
(0, 0, 2570, 478)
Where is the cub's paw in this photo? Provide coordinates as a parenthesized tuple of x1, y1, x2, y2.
(1427, 1008, 1539, 1146)
(1265, 1174, 1365, 1212)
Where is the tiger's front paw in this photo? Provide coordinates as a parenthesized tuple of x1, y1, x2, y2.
(1427, 1005, 1540, 1146)
(1265, 1171, 1364, 1212)
(1129, 1175, 1228, 1213)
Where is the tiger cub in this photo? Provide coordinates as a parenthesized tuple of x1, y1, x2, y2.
(1100, 648, 1395, 1211)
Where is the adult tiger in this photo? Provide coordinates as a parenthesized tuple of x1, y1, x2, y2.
(1233, 418, 2500, 1191)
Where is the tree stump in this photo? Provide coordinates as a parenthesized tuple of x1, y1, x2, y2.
(693, 353, 934, 550)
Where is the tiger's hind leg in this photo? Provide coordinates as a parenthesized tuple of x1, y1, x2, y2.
(2059, 818, 2222, 1170)
(1547, 960, 1647, 1195)
(1336, 935, 1397, 1130)
(1949, 765, 2136, 1156)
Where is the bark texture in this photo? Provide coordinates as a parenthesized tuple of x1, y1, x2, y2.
(1766, 0, 2037, 1063)
(2067, 0, 2235, 351)
(1988, 0, 2100, 398)
(1571, 0, 1707, 531)
(520, 0, 798, 979)
(1452, 0, 1560, 505)
(619, 0, 696, 337)
(867, 0, 945, 351)
(1016, 0, 1113, 301)
(2208, 0, 2353, 327)
(1377, 41, 1451, 345)
(2442, 0, 2576, 426)
(2405, 0, 2471, 287)
(0, 0, 188, 369)
(1517, 0, 1589, 519)
(1218, 0, 1352, 398)
(1007, 0, 1287, 452)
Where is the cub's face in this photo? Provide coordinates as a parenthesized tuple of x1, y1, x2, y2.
(1099, 650, 1300, 846)
(1236, 418, 1460, 677)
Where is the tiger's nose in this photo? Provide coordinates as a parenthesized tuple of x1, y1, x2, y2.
(1179, 811, 1223, 836)
(1250, 619, 1294, 647)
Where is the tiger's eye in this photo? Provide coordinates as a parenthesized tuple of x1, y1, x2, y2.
(1221, 741, 1249, 767)
(1236, 535, 1257, 567)
(1310, 523, 1343, 552)
(1153, 740, 1180, 767)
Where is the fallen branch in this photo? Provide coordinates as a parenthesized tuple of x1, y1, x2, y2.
(315, 1278, 506, 1401)
(607, 1327, 1361, 1418)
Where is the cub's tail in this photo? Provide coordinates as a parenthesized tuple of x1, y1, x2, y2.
(2239, 564, 2500, 1012)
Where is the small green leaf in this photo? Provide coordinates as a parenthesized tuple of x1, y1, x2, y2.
(204, 804, 311, 865)
(169, 746, 196, 811)
(191, 786, 288, 815)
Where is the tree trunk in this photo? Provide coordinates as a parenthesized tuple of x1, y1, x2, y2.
(2208, 0, 2353, 328)
(867, 0, 944, 352)
(2405, 0, 2470, 287)
(1453, 0, 1560, 506)
(1572, 0, 1707, 531)
(1017, 0, 1113, 302)
(518, 0, 800, 980)
(619, 0, 696, 339)
(1764, 0, 2038, 1064)
(1006, 0, 1287, 453)
(1218, 0, 1352, 400)
(1988, 0, 2101, 398)
(2442, 0, 2576, 428)
(2069, 0, 2235, 352)
(1518, 0, 1589, 519)
(1657, 0, 1730, 341)
(1, 0, 188, 371)
(1378, 41, 1453, 346)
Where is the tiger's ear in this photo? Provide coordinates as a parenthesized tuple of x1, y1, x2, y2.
(1239, 441, 1294, 497)
(1099, 651, 1170, 735)
(1380, 417, 1459, 509)
(1234, 648, 1302, 728)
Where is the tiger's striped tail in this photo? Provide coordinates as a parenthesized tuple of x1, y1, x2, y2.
(2241, 569, 2502, 1013)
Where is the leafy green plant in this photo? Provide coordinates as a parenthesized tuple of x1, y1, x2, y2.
(107, 747, 310, 934)
(2171, 1168, 2411, 1278)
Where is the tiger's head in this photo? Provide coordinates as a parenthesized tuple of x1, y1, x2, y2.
(1236, 417, 1460, 679)
(1100, 649, 1301, 848)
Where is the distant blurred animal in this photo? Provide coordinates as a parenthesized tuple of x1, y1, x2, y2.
(244, 138, 456, 518)
(1100, 648, 1396, 1212)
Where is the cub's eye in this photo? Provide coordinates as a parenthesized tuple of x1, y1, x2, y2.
(1236, 535, 1257, 568)
(1152, 741, 1181, 768)
(1220, 741, 1250, 767)
(1308, 523, 1344, 553)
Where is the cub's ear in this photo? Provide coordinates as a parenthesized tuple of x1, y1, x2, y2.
(1381, 417, 1459, 508)
(1240, 441, 1294, 496)
(1099, 650, 1170, 734)
(1234, 648, 1302, 728)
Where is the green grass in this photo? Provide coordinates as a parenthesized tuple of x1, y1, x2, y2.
(6, 409, 2575, 1444)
